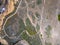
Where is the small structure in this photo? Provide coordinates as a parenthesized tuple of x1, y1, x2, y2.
(0, 7, 6, 13)
(0, 0, 8, 14)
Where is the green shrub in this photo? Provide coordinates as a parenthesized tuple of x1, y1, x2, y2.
(25, 18, 36, 35)
(36, 0, 42, 5)
(58, 14, 60, 21)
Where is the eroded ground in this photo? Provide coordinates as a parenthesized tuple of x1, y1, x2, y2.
(0, 0, 60, 45)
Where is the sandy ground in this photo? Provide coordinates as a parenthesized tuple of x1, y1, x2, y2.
(0, 38, 8, 45)
(0, 0, 14, 31)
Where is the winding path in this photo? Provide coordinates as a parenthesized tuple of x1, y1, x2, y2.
(1, 0, 22, 38)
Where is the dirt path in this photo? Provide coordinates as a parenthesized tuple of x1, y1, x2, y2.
(0, 0, 14, 31)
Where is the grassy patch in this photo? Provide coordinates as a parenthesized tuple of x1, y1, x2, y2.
(21, 32, 42, 45)
(32, 15, 36, 21)
(36, 0, 42, 5)
(36, 24, 40, 31)
(25, 18, 37, 35)
(45, 25, 52, 38)
(21, 32, 30, 40)
(26, 26, 36, 35)
(18, 18, 25, 33)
